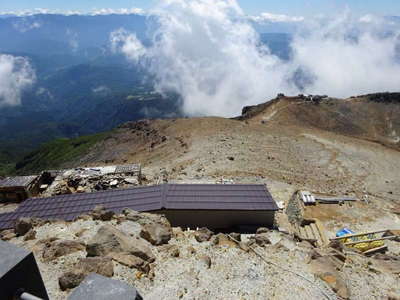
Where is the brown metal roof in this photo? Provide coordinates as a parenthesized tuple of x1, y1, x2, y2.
(164, 184, 277, 210)
(0, 184, 277, 229)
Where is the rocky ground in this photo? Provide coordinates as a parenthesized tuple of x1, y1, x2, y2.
(2, 207, 399, 300)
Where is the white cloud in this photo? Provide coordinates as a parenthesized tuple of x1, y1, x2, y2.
(0, 7, 145, 17)
(289, 15, 400, 97)
(251, 12, 305, 23)
(36, 87, 54, 99)
(12, 18, 42, 32)
(110, 29, 146, 62)
(113, 1, 400, 117)
(0, 54, 36, 107)
(91, 8, 145, 16)
(92, 85, 111, 95)
(66, 28, 79, 52)
(113, 0, 289, 116)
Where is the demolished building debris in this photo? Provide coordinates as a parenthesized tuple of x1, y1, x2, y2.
(42, 164, 141, 197)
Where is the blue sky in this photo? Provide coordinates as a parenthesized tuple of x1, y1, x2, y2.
(0, 0, 398, 16)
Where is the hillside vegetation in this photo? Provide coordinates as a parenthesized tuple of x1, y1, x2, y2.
(14, 132, 110, 174)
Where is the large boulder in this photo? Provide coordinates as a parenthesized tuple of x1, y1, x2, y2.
(14, 218, 33, 236)
(59, 272, 85, 291)
(110, 252, 147, 271)
(58, 257, 114, 291)
(122, 209, 170, 227)
(86, 225, 155, 262)
(140, 223, 172, 246)
(91, 205, 115, 221)
(42, 240, 86, 262)
(194, 227, 214, 243)
(77, 257, 114, 277)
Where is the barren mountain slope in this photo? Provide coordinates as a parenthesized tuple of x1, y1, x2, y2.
(13, 93, 400, 232)
(56, 94, 400, 232)
(241, 93, 400, 149)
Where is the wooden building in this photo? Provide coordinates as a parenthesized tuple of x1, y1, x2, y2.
(0, 175, 42, 202)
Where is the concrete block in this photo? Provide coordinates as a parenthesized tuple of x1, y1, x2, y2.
(68, 273, 142, 300)
(0, 240, 48, 299)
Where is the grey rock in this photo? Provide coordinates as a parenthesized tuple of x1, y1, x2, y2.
(23, 229, 36, 241)
(59, 271, 86, 291)
(1, 229, 16, 241)
(211, 233, 237, 248)
(256, 227, 269, 234)
(77, 257, 114, 277)
(254, 233, 272, 247)
(140, 223, 172, 246)
(124, 178, 139, 185)
(86, 225, 155, 262)
(110, 252, 146, 271)
(14, 217, 33, 236)
(42, 240, 85, 262)
(229, 232, 241, 242)
(194, 227, 214, 243)
(67, 273, 142, 300)
(91, 205, 115, 221)
(123, 209, 170, 227)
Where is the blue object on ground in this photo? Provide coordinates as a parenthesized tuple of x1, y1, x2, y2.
(336, 228, 355, 237)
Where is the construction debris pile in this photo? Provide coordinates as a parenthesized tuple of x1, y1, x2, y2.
(42, 164, 141, 197)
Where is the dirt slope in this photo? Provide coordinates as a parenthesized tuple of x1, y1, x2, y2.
(55, 93, 398, 233)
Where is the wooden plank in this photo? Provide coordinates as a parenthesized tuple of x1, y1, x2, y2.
(363, 245, 388, 255)
(344, 236, 396, 246)
(299, 226, 307, 239)
(305, 225, 314, 240)
(314, 220, 329, 245)
(310, 222, 322, 246)
(330, 230, 389, 240)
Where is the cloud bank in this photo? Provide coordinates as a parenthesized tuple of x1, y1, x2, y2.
(0, 54, 36, 107)
(112, 0, 290, 116)
(289, 14, 400, 97)
(111, 0, 400, 117)
(250, 12, 304, 23)
(0, 8, 145, 17)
